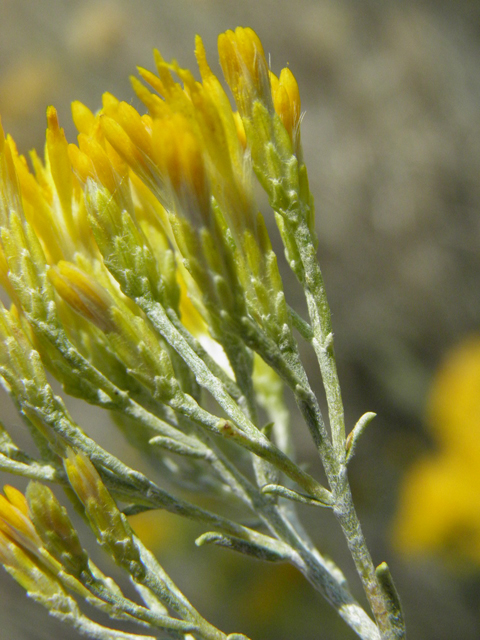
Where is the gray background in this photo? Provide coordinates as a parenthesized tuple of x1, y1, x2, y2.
(1, 1, 480, 638)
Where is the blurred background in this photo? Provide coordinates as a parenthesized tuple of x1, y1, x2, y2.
(1, 0, 480, 638)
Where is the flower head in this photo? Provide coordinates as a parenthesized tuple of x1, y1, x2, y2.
(218, 27, 273, 119)
(270, 68, 302, 156)
(65, 451, 142, 572)
(0, 28, 306, 412)
(152, 112, 212, 228)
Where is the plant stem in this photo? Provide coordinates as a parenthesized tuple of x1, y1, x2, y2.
(292, 217, 398, 640)
(333, 474, 395, 640)
(294, 218, 346, 456)
(140, 286, 388, 637)
(138, 297, 332, 503)
(134, 535, 231, 640)
(202, 440, 381, 640)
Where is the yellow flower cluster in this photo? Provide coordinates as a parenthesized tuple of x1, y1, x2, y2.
(393, 336, 480, 565)
(0, 27, 303, 354)
(0, 26, 311, 510)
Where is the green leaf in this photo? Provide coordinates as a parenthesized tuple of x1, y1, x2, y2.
(195, 531, 291, 562)
(261, 483, 333, 508)
(375, 562, 406, 639)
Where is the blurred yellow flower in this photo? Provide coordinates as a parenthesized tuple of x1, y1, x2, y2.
(393, 336, 480, 565)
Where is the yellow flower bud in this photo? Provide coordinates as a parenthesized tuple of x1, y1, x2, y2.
(64, 450, 104, 508)
(104, 99, 153, 166)
(0, 118, 23, 223)
(48, 261, 116, 333)
(3, 485, 29, 516)
(71, 100, 96, 136)
(218, 27, 272, 118)
(0, 486, 42, 554)
(100, 114, 149, 182)
(64, 451, 142, 572)
(68, 142, 96, 184)
(270, 68, 302, 153)
(77, 133, 118, 197)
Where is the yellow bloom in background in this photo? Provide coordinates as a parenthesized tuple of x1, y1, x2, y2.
(393, 336, 480, 565)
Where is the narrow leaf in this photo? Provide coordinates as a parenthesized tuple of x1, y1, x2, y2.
(196, 531, 291, 562)
(261, 483, 333, 507)
(346, 412, 376, 464)
(149, 435, 208, 459)
(375, 562, 406, 639)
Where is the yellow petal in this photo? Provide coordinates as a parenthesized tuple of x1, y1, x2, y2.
(152, 114, 211, 226)
(3, 486, 29, 517)
(46, 106, 73, 221)
(100, 114, 149, 181)
(68, 143, 96, 184)
(71, 100, 96, 135)
(77, 133, 118, 196)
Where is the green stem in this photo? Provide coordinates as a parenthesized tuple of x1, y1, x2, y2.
(333, 471, 396, 640)
(0, 453, 61, 482)
(23, 401, 279, 543)
(294, 219, 346, 456)
(138, 290, 382, 637)
(133, 535, 231, 640)
(138, 296, 332, 503)
(201, 443, 381, 640)
(236, 314, 333, 458)
(291, 217, 398, 640)
(166, 308, 243, 402)
(172, 403, 381, 639)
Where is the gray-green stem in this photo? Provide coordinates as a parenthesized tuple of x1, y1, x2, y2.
(195, 432, 381, 640)
(293, 216, 398, 640)
(137, 296, 333, 503)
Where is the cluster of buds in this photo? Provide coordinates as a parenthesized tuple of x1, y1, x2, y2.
(0, 26, 403, 640)
(0, 460, 206, 638)
(0, 26, 323, 639)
